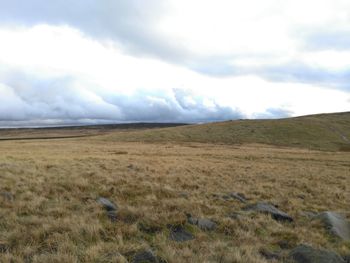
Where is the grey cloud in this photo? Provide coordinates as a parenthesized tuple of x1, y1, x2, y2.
(256, 62, 350, 91)
(0, 0, 190, 62)
(0, 68, 246, 127)
(97, 88, 244, 123)
(0, 70, 122, 123)
(185, 29, 350, 90)
(1, 0, 350, 92)
(196, 59, 350, 91)
(188, 55, 350, 92)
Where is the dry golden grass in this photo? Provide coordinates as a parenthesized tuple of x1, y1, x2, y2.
(101, 111, 350, 151)
(0, 135, 349, 262)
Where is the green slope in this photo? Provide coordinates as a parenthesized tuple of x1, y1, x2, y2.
(103, 112, 350, 151)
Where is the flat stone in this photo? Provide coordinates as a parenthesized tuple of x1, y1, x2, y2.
(289, 245, 345, 263)
(228, 192, 247, 203)
(132, 250, 158, 263)
(244, 202, 293, 222)
(168, 225, 194, 242)
(316, 212, 350, 241)
(188, 216, 216, 231)
(97, 197, 117, 211)
(220, 192, 247, 203)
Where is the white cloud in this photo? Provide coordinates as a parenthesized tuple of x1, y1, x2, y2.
(0, 1, 349, 126)
(158, 0, 295, 56)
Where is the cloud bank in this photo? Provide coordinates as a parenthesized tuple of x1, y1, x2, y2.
(0, 69, 243, 127)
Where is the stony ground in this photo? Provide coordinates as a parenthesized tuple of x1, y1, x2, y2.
(0, 136, 349, 262)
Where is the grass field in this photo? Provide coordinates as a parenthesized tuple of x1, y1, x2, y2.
(0, 113, 349, 262)
(103, 112, 350, 151)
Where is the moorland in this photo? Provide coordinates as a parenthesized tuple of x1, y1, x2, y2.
(0, 112, 349, 262)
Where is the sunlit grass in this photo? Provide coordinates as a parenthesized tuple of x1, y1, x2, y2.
(0, 135, 349, 262)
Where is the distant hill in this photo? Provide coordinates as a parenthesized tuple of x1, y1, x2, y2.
(0, 123, 187, 141)
(104, 112, 350, 151)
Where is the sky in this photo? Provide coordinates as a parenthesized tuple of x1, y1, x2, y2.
(0, 0, 349, 127)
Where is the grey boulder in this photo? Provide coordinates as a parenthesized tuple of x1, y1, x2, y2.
(168, 225, 194, 242)
(132, 250, 161, 263)
(244, 202, 293, 222)
(97, 197, 118, 211)
(289, 245, 345, 263)
(97, 197, 118, 222)
(187, 216, 217, 231)
(221, 192, 247, 203)
(227, 192, 247, 203)
(316, 212, 350, 241)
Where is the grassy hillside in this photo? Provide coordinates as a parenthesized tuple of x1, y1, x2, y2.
(103, 112, 350, 151)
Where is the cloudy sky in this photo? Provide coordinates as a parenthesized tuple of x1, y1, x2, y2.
(0, 0, 349, 127)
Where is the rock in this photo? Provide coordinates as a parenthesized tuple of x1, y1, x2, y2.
(106, 211, 118, 222)
(0, 243, 9, 253)
(227, 192, 247, 203)
(289, 245, 345, 263)
(259, 248, 280, 260)
(316, 212, 350, 241)
(168, 225, 194, 242)
(343, 255, 350, 263)
(187, 215, 216, 231)
(196, 218, 216, 231)
(132, 250, 158, 263)
(0, 191, 14, 202)
(228, 211, 244, 220)
(97, 197, 118, 211)
(276, 240, 294, 249)
(97, 197, 118, 222)
(219, 192, 247, 203)
(244, 202, 293, 222)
